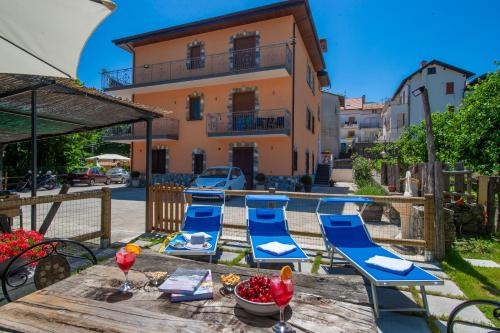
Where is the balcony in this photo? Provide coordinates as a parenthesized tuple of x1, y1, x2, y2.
(102, 43, 292, 97)
(341, 122, 359, 129)
(103, 117, 179, 143)
(206, 109, 290, 138)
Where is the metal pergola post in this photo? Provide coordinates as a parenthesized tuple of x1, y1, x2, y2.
(31, 89, 37, 230)
(145, 118, 153, 230)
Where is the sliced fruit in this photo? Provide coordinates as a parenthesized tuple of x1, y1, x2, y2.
(125, 243, 141, 255)
(280, 265, 293, 281)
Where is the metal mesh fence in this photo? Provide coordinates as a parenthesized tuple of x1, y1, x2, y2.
(7, 197, 103, 245)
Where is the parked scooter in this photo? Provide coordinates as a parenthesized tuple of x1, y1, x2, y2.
(15, 171, 57, 192)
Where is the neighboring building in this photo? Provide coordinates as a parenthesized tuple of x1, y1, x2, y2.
(381, 60, 474, 142)
(102, 0, 329, 189)
(320, 92, 344, 158)
(339, 96, 383, 154)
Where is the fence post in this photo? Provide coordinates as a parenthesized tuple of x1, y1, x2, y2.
(100, 187, 112, 248)
(146, 185, 154, 233)
(424, 194, 435, 259)
(268, 187, 276, 208)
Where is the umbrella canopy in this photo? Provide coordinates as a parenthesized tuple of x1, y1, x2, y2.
(86, 154, 130, 161)
(0, 0, 116, 78)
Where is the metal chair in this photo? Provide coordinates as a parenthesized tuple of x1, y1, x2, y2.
(446, 299, 500, 333)
(1, 239, 97, 302)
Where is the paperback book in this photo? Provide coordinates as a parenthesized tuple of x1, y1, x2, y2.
(159, 267, 209, 295)
(171, 270, 213, 302)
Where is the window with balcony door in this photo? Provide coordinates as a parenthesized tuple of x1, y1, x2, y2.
(188, 97, 202, 121)
(193, 153, 204, 175)
(292, 147, 298, 171)
(312, 115, 315, 134)
(446, 82, 454, 95)
(188, 45, 203, 70)
(233, 36, 257, 71)
(306, 108, 312, 130)
(232, 91, 256, 131)
(305, 151, 310, 174)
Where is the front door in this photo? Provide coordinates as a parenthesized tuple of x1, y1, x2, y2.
(232, 147, 254, 189)
(152, 149, 166, 174)
(233, 36, 256, 70)
(232, 91, 255, 131)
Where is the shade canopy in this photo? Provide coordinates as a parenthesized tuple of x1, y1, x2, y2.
(0, 0, 115, 78)
(0, 73, 169, 144)
(86, 154, 130, 161)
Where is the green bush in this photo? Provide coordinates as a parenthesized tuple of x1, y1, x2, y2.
(300, 174, 313, 186)
(355, 181, 386, 196)
(352, 156, 372, 186)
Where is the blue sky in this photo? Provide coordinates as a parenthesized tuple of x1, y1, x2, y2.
(78, 0, 500, 102)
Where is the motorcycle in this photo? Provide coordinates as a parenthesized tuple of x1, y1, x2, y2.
(16, 171, 57, 192)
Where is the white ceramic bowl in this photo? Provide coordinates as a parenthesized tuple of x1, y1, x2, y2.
(234, 280, 279, 316)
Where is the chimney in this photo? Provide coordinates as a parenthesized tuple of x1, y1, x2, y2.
(420, 60, 428, 68)
(320, 38, 327, 52)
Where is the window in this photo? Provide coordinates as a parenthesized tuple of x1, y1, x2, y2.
(427, 67, 436, 75)
(317, 105, 320, 121)
(193, 153, 204, 175)
(188, 96, 202, 120)
(348, 116, 356, 125)
(446, 82, 454, 95)
(306, 63, 314, 93)
(447, 105, 455, 113)
(312, 115, 315, 134)
(347, 130, 355, 138)
(292, 148, 298, 171)
(305, 151, 310, 174)
(152, 149, 166, 174)
(188, 45, 203, 69)
(306, 108, 312, 130)
(397, 112, 406, 128)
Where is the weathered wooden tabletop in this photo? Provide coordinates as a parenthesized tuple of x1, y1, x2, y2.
(0, 253, 376, 333)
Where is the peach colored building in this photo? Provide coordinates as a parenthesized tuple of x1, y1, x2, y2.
(102, 0, 330, 189)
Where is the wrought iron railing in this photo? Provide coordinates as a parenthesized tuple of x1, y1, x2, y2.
(103, 117, 179, 141)
(101, 43, 292, 89)
(206, 109, 291, 137)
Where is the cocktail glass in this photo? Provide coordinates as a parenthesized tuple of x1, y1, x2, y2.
(270, 273, 294, 333)
(115, 248, 136, 293)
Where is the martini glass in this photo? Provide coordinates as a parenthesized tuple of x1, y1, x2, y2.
(115, 248, 136, 293)
(270, 273, 294, 333)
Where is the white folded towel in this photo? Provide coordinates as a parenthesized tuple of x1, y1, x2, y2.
(365, 255, 414, 275)
(257, 241, 296, 256)
(183, 232, 212, 242)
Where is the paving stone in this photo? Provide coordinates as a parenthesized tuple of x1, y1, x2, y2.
(415, 261, 450, 279)
(426, 279, 465, 298)
(464, 258, 500, 268)
(319, 264, 358, 276)
(133, 239, 152, 247)
(436, 320, 495, 333)
(299, 261, 313, 273)
(372, 288, 418, 310)
(217, 251, 240, 263)
(377, 312, 430, 333)
(427, 295, 490, 324)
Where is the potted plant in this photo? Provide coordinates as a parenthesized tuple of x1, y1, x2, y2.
(294, 182, 304, 192)
(130, 171, 141, 187)
(388, 184, 397, 192)
(300, 174, 313, 193)
(0, 229, 45, 276)
(255, 173, 266, 190)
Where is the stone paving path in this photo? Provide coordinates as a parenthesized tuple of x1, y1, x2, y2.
(131, 237, 496, 333)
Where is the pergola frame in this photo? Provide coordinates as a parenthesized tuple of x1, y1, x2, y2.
(0, 73, 166, 230)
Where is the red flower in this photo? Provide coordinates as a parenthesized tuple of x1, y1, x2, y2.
(0, 229, 45, 264)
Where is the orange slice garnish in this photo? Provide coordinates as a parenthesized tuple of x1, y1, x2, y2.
(280, 265, 292, 281)
(125, 243, 141, 255)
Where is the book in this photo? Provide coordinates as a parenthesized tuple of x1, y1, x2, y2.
(170, 270, 213, 302)
(159, 267, 209, 295)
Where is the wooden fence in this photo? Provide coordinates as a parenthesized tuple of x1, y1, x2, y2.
(147, 183, 187, 233)
(147, 185, 437, 256)
(0, 188, 111, 247)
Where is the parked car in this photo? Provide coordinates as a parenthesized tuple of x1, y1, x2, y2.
(106, 167, 129, 184)
(67, 167, 111, 186)
(191, 166, 246, 198)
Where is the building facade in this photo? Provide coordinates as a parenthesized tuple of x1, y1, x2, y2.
(320, 92, 343, 158)
(338, 96, 383, 154)
(381, 60, 474, 142)
(102, 0, 329, 189)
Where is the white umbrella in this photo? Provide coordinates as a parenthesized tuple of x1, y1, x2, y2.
(0, 0, 116, 78)
(86, 154, 130, 161)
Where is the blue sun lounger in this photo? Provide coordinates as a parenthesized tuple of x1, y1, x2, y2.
(316, 197, 443, 317)
(163, 190, 224, 263)
(245, 195, 309, 271)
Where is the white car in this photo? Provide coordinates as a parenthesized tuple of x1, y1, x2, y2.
(191, 166, 246, 196)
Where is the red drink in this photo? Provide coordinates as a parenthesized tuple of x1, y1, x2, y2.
(115, 250, 136, 273)
(270, 275, 294, 307)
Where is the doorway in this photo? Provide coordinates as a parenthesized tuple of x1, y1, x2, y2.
(232, 147, 254, 189)
(233, 36, 257, 70)
(152, 149, 166, 174)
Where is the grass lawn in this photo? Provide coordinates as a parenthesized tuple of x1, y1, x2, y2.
(440, 236, 499, 326)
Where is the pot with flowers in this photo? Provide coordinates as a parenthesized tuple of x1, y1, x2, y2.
(0, 229, 45, 277)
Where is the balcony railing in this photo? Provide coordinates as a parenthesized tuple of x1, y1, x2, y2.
(103, 117, 179, 141)
(206, 109, 291, 137)
(102, 43, 292, 90)
(359, 123, 381, 129)
(341, 122, 359, 129)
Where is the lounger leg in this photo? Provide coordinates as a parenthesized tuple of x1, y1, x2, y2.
(371, 283, 379, 318)
(209, 255, 212, 264)
(420, 285, 430, 316)
(257, 261, 260, 273)
(330, 248, 335, 268)
(298, 262, 302, 272)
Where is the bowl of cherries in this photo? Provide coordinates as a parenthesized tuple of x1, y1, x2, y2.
(234, 275, 279, 316)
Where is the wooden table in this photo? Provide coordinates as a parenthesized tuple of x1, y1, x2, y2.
(0, 253, 376, 332)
